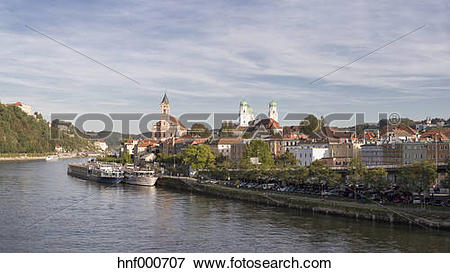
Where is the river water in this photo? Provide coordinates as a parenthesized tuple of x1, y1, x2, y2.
(0, 158, 449, 252)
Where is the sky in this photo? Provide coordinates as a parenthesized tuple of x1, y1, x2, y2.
(1, 0, 449, 132)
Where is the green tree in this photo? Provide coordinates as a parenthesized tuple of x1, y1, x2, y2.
(275, 169, 291, 183)
(308, 160, 339, 185)
(121, 150, 132, 164)
(412, 161, 437, 201)
(378, 117, 415, 128)
(274, 152, 298, 168)
(292, 166, 309, 185)
(347, 157, 366, 199)
(348, 157, 365, 185)
(189, 123, 212, 138)
(0, 103, 92, 154)
(219, 121, 234, 137)
(441, 166, 450, 198)
(182, 144, 215, 170)
(363, 168, 389, 191)
(240, 140, 274, 169)
(398, 161, 437, 207)
(300, 115, 319, 135)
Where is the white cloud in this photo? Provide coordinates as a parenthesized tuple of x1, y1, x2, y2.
(0, 0, 449, 127)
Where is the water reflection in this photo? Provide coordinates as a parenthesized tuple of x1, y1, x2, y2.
(0, 159, 449, 252)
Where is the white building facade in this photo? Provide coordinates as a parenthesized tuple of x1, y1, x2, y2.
(287, 144, 329, 166)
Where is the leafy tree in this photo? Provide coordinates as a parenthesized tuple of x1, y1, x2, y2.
(156, 153, 183, 165)
(292, 166, 309, 185)
(240, 140, 274, 169)
(363, 168, 389, 191)
(440, 171, 450, 191)
(411, 161, 437, 193)
(300, 115, 319, 135)
(182, 144, 215, 170)
(274, 152, 297, 168)
(121, 150, 132, 164)
(308, 160, 340, 186)
(430, 118, 445, 125)
(0, 103, 92, 154)
(219, 121, 234, 137)
(347, 157, 365, 185)
(214, 156, 235, 180)
(275, 169, 290, 182)
(189, 123, 212, 138)
(378, 118, 415, 128)
(347, 157, 366, 199)
(398, 161, 437, 207)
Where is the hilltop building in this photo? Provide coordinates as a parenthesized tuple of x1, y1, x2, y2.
(6, 102, 33, 116)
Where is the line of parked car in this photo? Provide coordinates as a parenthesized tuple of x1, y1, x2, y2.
(202, 179, 450, 207)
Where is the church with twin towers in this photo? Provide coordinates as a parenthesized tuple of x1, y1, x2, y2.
(152, 93, 279, 140)
(239, 99, 278, 127)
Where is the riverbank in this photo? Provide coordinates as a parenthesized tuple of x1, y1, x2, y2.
(0, 153, 86, 162)
(157, 176, 450, 231)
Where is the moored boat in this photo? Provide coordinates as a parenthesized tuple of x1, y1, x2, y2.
(123, 169, 158, 186)
(67, 162, 123, 184)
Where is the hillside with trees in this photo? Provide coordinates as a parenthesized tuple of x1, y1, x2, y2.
(0, 103, 93, 154)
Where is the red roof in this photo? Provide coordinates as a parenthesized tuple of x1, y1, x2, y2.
(217, 137, 242, 145)
(138, 142, 153, 147)
(153, 116, 186, 130)
(255, 118, 281, 130)
(380, 125, 417, 137)
(420, 130, 450, 141)
(191, 138, 209, 145)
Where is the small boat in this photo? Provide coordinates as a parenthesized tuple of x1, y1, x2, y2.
(123, 169, 158, 186)
(45, 155, 58, 161)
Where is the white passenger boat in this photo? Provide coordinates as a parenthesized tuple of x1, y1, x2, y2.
(123, 169, 158, 186)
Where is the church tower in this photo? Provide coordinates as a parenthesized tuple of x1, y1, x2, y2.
(239, 100, 254, 126)
(161, 93, 170, 116)
(160, 93, 170, 137)
(268, 100, 278, 122)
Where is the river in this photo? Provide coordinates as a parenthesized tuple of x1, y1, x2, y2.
(0, 158, 448, 252)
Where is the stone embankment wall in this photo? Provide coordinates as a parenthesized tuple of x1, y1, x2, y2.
(158, 176, 450, 231)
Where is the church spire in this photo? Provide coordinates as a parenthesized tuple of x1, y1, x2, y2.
(161, 92, 169, 104)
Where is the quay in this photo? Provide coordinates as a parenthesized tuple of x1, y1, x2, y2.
(157, 176, 450, 231)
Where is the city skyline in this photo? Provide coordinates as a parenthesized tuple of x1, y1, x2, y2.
(1, 0, 449, 125)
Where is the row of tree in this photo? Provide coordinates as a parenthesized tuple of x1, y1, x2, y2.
(0, 103, 93, 154)
(156, 140, 449, 195)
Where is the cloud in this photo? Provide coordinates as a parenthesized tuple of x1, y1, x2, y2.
(0, 0, 449, 130)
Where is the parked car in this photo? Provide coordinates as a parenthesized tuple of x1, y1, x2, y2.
(412, 197, 421, 204)
(431, 200, 444, 206)
(324, 189, 340, 196)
